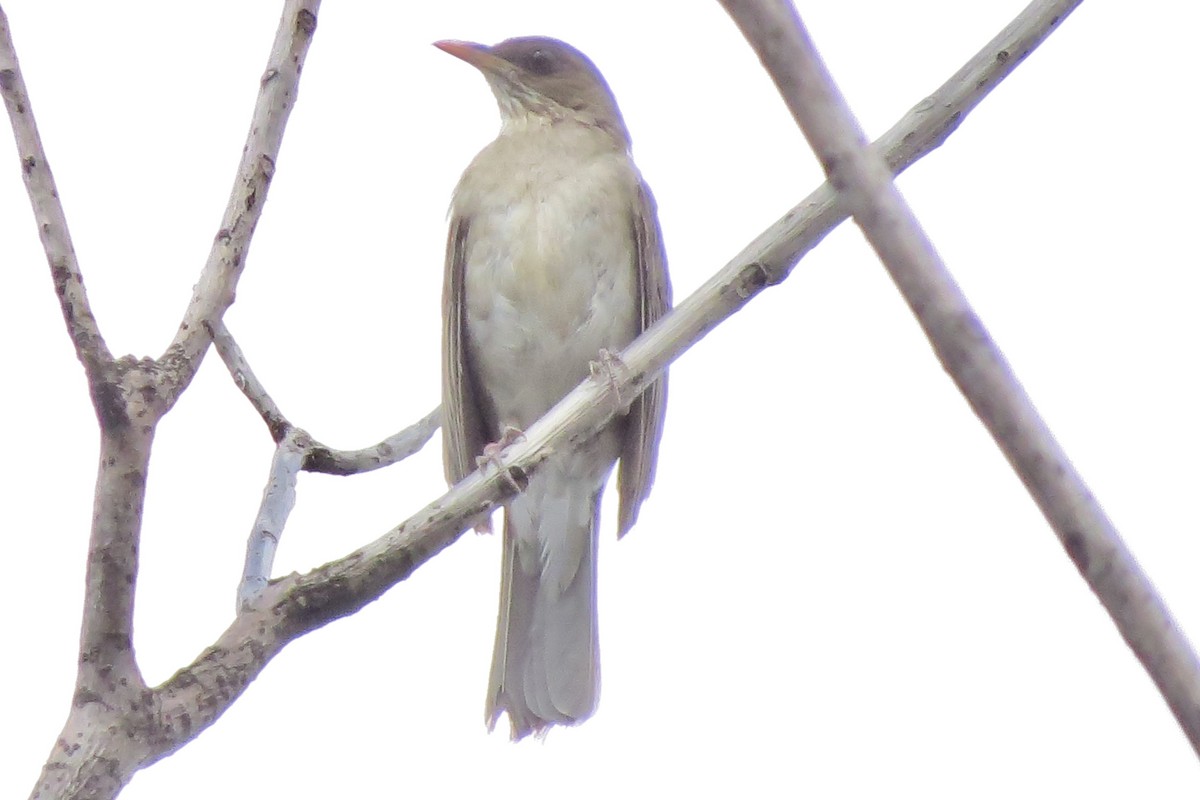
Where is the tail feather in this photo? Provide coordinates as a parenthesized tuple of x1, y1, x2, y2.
(486, 468, 603, 739)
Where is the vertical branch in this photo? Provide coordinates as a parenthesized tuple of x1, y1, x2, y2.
(238, 430, 305, 610)
(719, 0, 1200, 757)
(79, 423, 155, 693)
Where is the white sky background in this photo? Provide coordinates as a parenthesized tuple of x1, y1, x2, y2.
(3, 1, 1198, 797)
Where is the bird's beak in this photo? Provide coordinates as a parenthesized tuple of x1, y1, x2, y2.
(434, 40, 513, 78)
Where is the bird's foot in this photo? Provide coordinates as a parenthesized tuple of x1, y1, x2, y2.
(476, 425, 527, 492)
(589, 348, 627, 408)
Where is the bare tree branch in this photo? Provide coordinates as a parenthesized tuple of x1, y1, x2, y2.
(0, 5, 113, 401)
(301, 410, 441, 475)
(718, 0, 1200, 758)
(157, 1, 320, 412)
(8, 2, 322, 798)
(207, 318, 441, 474)
(238, 428, 306, 610)
(207, 318, 293, 439)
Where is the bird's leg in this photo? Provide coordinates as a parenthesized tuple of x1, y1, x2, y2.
(477, 424, 527, 492)
(589, 348, 627, 408)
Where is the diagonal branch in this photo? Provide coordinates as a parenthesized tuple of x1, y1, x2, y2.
(719, 0, 1200, 758)
(0, 5, 113, 394)
(146, 0, 1086, 761)
(206, 319, 291, 439)
(156, 0, 321, 413)
(207, 318, 441, 475)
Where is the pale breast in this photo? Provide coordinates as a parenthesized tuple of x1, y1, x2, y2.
(454, 124, 639, 430)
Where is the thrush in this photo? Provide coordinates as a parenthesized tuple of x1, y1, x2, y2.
(437, 36, 670, 739)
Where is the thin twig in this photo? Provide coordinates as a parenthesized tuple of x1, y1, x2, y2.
(303, 408, 441, 475)
(207, 318, 441, 474)
(718, 0, 1200, 758)
(207, 319, 290, 439)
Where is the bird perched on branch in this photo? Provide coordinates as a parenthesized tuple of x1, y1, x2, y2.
(437, 36, 670, 739)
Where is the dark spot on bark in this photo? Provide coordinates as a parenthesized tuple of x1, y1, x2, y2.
(171, 669, 198, 689)
(283, 575, 358, 636)
(0, 69, 15, 91)
(245, 190, 257, 211)
(996, 49, 1010, 64)
(939, 110, 963, 139)
(296, 8, 317, 35)
(50, 258, 70, 297)
(93, 380, 129, 430)
(124, 468, 146, 489)
(730, 261, 772, 301)
(267, 418, 291, 445)
(1062, 528, 1088, 573)
(22, 155, 35, 174)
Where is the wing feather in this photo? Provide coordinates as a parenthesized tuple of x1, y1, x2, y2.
(442, 214, 490, 485)
(616, 181, 671, 537)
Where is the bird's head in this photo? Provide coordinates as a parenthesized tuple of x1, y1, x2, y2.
(435, 36, 630, 144)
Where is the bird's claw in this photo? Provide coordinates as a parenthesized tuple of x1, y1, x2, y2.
(476, 425, 527, 492)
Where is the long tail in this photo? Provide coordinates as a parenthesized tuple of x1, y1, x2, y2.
(486, 464, 603, 739)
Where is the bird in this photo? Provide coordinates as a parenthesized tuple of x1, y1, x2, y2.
(436, 36, 670, 739)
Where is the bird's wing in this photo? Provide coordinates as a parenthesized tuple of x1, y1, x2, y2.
(442, 213, 490, 485)
(617, 180, 672, 537)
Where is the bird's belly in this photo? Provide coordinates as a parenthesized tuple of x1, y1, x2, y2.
(462, 181, 637, 431)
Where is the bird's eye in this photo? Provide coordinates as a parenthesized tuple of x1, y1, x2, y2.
(526, 49, 555, 75)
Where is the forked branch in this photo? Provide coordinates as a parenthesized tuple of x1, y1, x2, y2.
(4, 2, 324, 798)
(206, 318, 440, 608)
